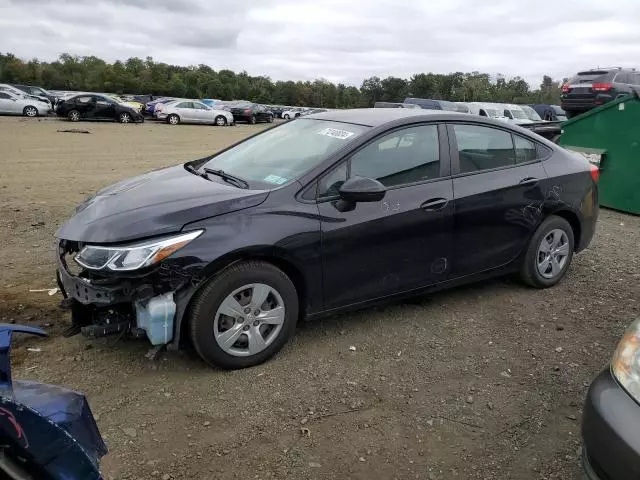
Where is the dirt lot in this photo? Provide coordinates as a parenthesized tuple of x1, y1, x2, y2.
(0, 116, 638, 479)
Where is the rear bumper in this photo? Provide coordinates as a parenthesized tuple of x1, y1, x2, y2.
(582, 369, 640, 480)
(561, 94, 614, 112)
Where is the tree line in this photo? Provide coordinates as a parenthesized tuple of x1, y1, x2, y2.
(0, 53, 563, 107)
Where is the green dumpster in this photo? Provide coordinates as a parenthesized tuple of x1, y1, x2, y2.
(559, 94, 640, 214)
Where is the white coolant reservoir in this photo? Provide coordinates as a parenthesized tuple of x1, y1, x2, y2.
(135, 293, 176, 345)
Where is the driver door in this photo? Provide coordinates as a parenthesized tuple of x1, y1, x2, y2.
(317, 123, 454, 309)
(92, 96, 116, 120)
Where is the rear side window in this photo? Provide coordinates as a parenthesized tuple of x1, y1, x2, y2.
(176, 102, 192, 108)
(514, 135, 537, 163)
(453, 124, 515, 173)
(76, 96, 92, 103)
(614, 72, 631, 84)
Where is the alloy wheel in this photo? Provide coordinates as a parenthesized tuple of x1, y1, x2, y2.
(24, 107, 37, 117)
(168, 115, 179, 125)
(214, 283, 285, 357)
(120, 113, 131, 123)
(536, 228, 570, 279)
(215, 116, 226, 126)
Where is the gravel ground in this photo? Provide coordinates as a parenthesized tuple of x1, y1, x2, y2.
(0, 116, 638, 479)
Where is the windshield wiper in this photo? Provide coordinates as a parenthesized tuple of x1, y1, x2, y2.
(204, 168, 249, 189)
(185, 164, 210, 180)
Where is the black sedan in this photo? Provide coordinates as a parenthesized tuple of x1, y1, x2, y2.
(582, 319, 640, 479)
(229, 102, 274, 124)
(55, 109, 599, 369)
(56, 94, 144, 123)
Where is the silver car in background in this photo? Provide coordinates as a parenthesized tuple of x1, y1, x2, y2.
(0, 90, 51, 117)
(155, 100, 234, 126)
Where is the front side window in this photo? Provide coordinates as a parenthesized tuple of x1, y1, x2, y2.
(350, 125, 441, 187)
(201, 119, 368, 189)
(453, 124, 515, 173)
(0, 92, 10, 99)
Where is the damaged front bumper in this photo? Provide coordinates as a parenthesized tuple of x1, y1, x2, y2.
(56, 240, 195, 348)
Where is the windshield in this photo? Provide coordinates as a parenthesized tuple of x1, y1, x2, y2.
(200, 119, 369, 188)
(510, 108, 528, 120)
(520, 106, 542, 121)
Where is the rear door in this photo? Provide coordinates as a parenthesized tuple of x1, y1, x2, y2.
(448, 122, 549, 277)
(74, 96, 95, 118)
(176, 102, 197, 122)
(317, 123, 454, 308)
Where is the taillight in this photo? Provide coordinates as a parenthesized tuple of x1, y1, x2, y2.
(590, 164, 600, 183)
(562, 83, 571, 93)
(592, 83, 613, 92)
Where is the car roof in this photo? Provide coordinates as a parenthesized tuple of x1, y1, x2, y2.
(305, 108, 470, 126)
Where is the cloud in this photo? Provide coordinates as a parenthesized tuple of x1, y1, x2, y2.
(2, 0, 640, 87)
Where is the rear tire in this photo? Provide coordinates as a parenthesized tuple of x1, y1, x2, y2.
(167, 114, 180, 125)
(283, 114, 290, 120)
(267, 115, 273, 123)
(68, 110, 80, 122)
(23, 106, 38, 117)
(188, 261, 298, 369)
(214, 115, 227, 126)
(249, 115, 256, 125)
(520, 215, 575, 288)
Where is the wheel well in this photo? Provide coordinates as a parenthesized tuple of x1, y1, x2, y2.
(553, 210, 581, 249)
(178, 253, 307, 346)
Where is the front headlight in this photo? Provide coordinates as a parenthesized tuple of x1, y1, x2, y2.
(612, 318, 640, 401)
(75, 230, 203, 272)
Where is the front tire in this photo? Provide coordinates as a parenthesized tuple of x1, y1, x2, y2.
(267, 115, 273, 123)
(520, 215, 575, 288)
(23, 106, 38, 117)
(249, 115, 257, 125)
(214, 115, 227, 126)
(119, 112, 132, 123)
(188, 261, 298, 369)
(167, 114, 180, 125)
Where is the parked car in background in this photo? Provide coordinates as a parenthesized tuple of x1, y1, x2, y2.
(454, 102, 470, 113)
(11, 84, 57, 104)
(201, 99, 223, 109)
(519, 105, 543, 122)
(156, 100, 234, 125)
(106, 94, 144, 112)
(0, 90, 51, 117)
(230, 103, 274, 123)
(467, 102, 508, 120)
(282, 107, 306, 119)
(374, 102, 421, 109)
(403, 97, 443, 110)
(56, 94, 144, 123)
(55, 108, 598, 369)
(531, 104, 567, 122)
(268, 105, 287, 118)
(582, 317, 640, 479)
(144, 97, 175, 115)
(0, 83, 52, 108)
(561, 67, 640, 118)
(500, 104, 533, 125)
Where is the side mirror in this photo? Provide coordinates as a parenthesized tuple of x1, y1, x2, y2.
(338, 176, 386, 203)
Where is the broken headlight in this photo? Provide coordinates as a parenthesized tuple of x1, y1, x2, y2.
(75, 230, 203, 272)
(612, 318, 640, 402)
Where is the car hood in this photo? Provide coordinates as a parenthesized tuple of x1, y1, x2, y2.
(56, 165, 269, 244)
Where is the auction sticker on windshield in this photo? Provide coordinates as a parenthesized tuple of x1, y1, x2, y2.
(317, 127, 355, 140)
(263, 174, 289, 185)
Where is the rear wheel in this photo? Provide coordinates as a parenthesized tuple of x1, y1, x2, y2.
(23, 106, 38, 117)
(214, 115, 227, 126)
(283, 114, 290, 119)
(167, 114, 180, 125)
(249, 115, 257, 125)
(68, 110, 81, 122)
(188, 261, 298, 369)
(267, 114, 273, 123)
(118, 112, 132, 123)
(520, 215, 574, 288)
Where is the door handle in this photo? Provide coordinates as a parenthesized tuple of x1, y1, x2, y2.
(519, 177, 539, 186)
(421, 198, 449, 211)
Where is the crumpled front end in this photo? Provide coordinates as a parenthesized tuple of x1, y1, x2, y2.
(56, 239, 194, 346)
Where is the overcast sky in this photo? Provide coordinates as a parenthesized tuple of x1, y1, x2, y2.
(2, 0, 640, 88)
